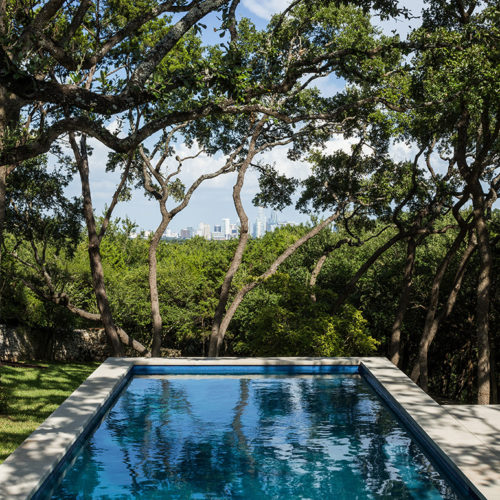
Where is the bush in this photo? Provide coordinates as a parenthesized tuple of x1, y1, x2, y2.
(232, 273, 378, 357)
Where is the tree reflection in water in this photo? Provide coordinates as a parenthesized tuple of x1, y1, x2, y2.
(50, 375, 459, 499)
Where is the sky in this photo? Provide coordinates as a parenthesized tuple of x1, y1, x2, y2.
(63, 0, 425, 234)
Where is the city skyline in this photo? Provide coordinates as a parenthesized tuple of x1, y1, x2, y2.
(155, 208, 297, 240)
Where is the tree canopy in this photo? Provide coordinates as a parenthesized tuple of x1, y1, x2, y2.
(0, 0, 498, 404)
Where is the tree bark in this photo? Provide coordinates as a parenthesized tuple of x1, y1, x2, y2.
(309, 237, 353, 301)
(490, 342, 498, 404)
(70, 133, 124, 356)
(0, 164, 7, 317)
(0, 86, 21, 317)
(149, 203, 171, 357)
(68, 307, 149, 355)
(310, 253, 328, 302)
(472, 190, 492, 404)
(440, 235, 477, 318)
(208, 122, 265, 357)
(208, 120, 266, 357)
(410, 226, 468, 389)
(409, 235, 475, 386)
(138, 129, 239, 357)
(389, 236, 417, 367)
(0, 163, 6, 253)
(454, 105, 493, 404)
(208, 173, 251, 357)
(21, 277, 150, 354)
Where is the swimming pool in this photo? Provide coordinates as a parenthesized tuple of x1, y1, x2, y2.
(0, 358, 493, 499)
(39, 369, 464, 499)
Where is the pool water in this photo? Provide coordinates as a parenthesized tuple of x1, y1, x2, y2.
(44, 374, 460, 499)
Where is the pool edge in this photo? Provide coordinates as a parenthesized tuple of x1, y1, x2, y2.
(359, 358, 499, 500)
(359, 362, 483, 499)
(0, 356, 498, 499)
(0, 358, 134, 499)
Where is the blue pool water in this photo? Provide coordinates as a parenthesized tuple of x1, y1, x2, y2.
(43, 373, 462, 499)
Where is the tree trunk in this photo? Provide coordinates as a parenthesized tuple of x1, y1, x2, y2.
(71, 133, 124, 357)
(208, 172, 250, 357)
(86, 244, 123, 356)
(137, 131, 239, 357)
(389, 236, 416, 367)
(440, 235, 477, 320)
(472, 191, 492, 404)
(310, 253, 328, 302)
(490, 343, 498, 404)
(454, 107, 492, 404)
(0, 86, 21, 318)
(208, 120, 265, 357)
(410, 226, 468, 390)
(149, 202, 171, 357)
(0, 163, 6, 254)
(21, 278, 150, 355)
(0, 164, 7, 319)
(68, 305, 149, 355)
(213, 211, 341, 354)
(309, 237, 353, 302)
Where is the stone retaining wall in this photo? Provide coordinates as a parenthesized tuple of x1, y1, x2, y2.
(0, 325, 182, 361)
(0, 324, 112, 362)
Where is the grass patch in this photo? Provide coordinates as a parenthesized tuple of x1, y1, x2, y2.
(0, 361, 99, 464)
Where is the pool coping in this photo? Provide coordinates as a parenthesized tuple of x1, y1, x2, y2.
(0, 356, 498, 499)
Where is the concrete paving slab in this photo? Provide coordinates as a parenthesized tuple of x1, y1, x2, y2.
(444, 405, 500, 466)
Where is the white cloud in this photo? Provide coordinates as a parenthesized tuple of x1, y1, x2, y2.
(87, 139, 112, 172)
(256, 144, 310, 180)
(323, 136, 357, 155)
(389, 141, 416, 162)
(158, 140, 311, 192)
(242, 0, 290, 20)
(160, 142, 237, 190)
(106, 119, 122, 135)
(310, 75, 346, 98)
(59, 134, 426, 231)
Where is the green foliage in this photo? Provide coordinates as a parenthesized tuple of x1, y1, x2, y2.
(4, 208, 499, 403)
(6, 158, 82, 255)
(317, 305, 379, 356)
(1, 0, 498, 407)
(231, 270, 378, 357)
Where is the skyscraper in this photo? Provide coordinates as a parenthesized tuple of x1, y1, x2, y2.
(197, 222, 211, 239)
(268, 210, 280, 232)
(253, 206, 267, 238)
(212, 224, 224, 240)
(222, 218, 230, 239)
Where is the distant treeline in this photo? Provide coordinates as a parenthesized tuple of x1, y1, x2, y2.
(3, 215, 498, 403)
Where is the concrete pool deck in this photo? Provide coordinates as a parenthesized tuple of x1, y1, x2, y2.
(0, 357, 498, 499)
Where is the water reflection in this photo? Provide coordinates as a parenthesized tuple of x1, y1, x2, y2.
(49, 375, 459, 499)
